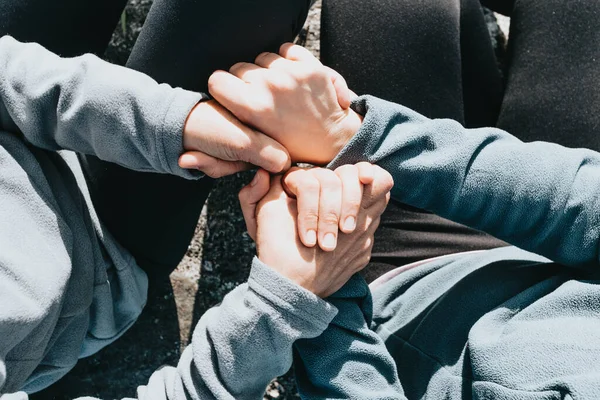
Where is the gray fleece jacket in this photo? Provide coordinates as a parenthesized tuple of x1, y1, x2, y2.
(0, 36, 338, 399)
(293, 96, 600, 399)
(2, 34, 600, 400)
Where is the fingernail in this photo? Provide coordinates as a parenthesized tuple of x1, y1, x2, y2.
(343, 216, 356, 231)
(323, 233, 337, 249)
(306, 230, 317, 246)
(250, 171, 261, 187)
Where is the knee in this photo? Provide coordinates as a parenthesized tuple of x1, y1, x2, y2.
(393, 0, 460, 31)
(324, 0, 460, 36)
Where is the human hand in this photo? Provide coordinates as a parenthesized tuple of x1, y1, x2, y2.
(207, 43, 363, 165)
(178, 100, 291, 178)
(282, 163, 379, 250)
(238, 165, 393, 298)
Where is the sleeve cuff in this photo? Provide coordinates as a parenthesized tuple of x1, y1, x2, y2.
(248, 257, 338, 332)
(328, 94, 424, 170)
(327, 95, 373, 169)
(156, 87, 210, 179)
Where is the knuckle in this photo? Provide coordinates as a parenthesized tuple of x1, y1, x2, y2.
(320, 212, 340, 225)
(224, 142, 248, 161)
(304, 65, 326, 79)
(207, 73, 219, 92)
(373, 166, 394, 189)
(360, 215, 373, 230)
(293, 67, 317, 83)
(229, 62, 244, 73)
(362, 254, 372, 267)
(383, 172, 394, 191)
(196, 159, 221, 178)
(302, 211, 319, 226)
(352, 257, 370, 273)
(268, 74, 296, 92)
(224, 144, 243, 160)
(315, 170, 341, 189)
(335, 164, 357, 178)
(255, 52, 270, 63)
(203, 168, 221, 179)
(233, 134, 255, 155)
(344, 198, 362, 212)
(376, 197, 389, 212)
(279, 42, 293, 56)
(334, 165, 360, 181)
(251, 98, 274, 115)
(299, 176, 321, 193)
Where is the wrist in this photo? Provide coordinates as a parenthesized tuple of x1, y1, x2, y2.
(256, 251, 323, 297)
(249, 257, 338, 327)
(328, 109, 363, 162)
(182, 100, 209, 150)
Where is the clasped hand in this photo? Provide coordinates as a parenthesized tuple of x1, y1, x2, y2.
(178, 43, 362, 175)
(179, 43, 389, 297)
(240, 164, 392, 298)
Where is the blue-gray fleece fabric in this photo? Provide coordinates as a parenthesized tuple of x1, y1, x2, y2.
(0, 36, 598, 400)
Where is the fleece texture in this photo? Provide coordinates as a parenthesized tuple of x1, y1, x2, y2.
(0, 34, 204, 395)
(292, 95, 600, 399)
(0, 36, 338, 399)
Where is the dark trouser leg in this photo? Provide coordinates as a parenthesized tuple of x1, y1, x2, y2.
(81, 0, 311, 274)
(321, 0, 507, 281)
(0, 0, 126, 57)
(497, 0, 600, 151)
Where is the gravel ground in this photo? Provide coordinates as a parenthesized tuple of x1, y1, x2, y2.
(31, 2, 508, 399)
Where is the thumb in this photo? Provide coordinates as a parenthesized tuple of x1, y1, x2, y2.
(179, 151, 253, 178)
(356, 162, 376, 185)
(238, 169, 271, 240)
(359, 164, 394, 209)
(240, 129, 292, 173)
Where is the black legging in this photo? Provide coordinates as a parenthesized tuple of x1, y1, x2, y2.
(0, 0, 311, 273)
(321, 0, 600, 280)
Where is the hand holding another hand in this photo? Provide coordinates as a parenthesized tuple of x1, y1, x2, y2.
(207, 43, 362, 165)
(282, 163, 378, 250)
(178, 43, 360, 177)
(178, 99, 291, 178)
(239, 164, 392, 298)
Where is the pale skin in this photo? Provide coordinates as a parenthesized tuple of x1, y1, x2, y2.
(239, 165, 393, 298)
(178, 44, 358, 176)
(205, 43, 362, 166)
(178, 43, 364, 252)
(178, 43, 390, 295)
(282, 163, 377, 250)
(180, 99, 291, 178)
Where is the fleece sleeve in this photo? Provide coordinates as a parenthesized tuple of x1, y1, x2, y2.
(330, 95, 600, 269)
(1, 258, 337, 400)
(134, 257, 338, 400)
(0, 35, 204, 178)
(293, 275, 406, 400)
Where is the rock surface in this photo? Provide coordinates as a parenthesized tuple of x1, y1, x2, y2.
(32, 2, 508, 399)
